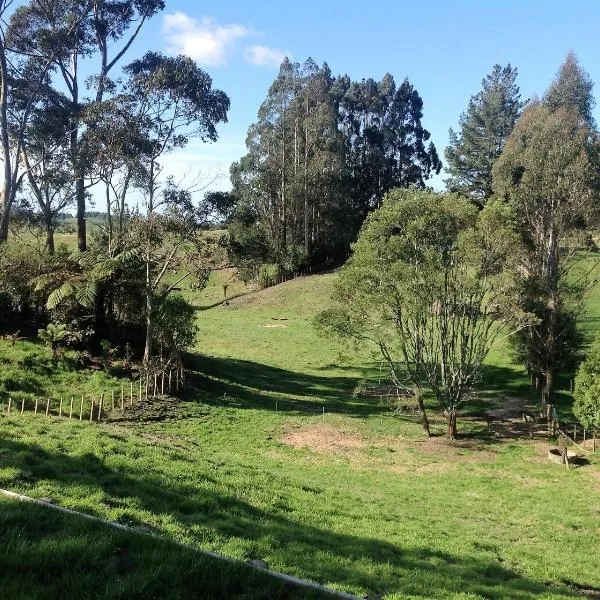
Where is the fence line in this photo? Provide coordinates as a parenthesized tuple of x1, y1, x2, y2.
(260, 256, 341, 290)
(0, 368, 187, 424)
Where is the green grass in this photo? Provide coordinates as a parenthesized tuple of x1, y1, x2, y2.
(0, 497, 324, 599)
(0, 339, 125, 412)
(1, 269, 600, 598)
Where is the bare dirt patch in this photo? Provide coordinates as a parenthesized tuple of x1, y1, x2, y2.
(282, 423, 364, 453)
(416, 436, 498, 463)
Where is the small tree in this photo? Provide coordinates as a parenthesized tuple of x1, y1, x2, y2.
(317, 188, 524, 438)
(573, 339, 600, 443)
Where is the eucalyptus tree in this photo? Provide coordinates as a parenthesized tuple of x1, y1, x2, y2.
(544, 51, 595, 127)
(445, 64, 524, 206)
(20, 84, 74, 253)
(232, 62, 440, 272)
(492, 102, 599, 400)
(335, 74, 441, 220)
(123, 52, 229, 363)
(7, 0, 165, 251)
(317, 189, 523, 438)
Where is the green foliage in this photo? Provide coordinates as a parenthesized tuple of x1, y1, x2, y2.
(232, 59, 441, 270)
(573, 338, 600, 430)
(544, 51, 596, 127)
(37, 323, 81, 357)
(256, 263, 281, 289)
(0, 240, 46, 329)
(153, 295, 198, 356)
(445, 64, 523, 205)
(493, 102, 599, 398)
(317, 188, 524, 432)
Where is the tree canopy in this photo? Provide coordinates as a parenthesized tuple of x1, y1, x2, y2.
(445, 64, 523, 206)
(316, 188, 523, 438)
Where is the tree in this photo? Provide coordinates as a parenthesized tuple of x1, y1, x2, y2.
(573, 337, 600, 439)
(316, 188, 523, 438)
(335, 73, 441, 222)
(544, 51, 595, 127)
(232, 62, 441, 274)
(123, 52, 229, 363)
(492, 103, 599, 401)
(445, 64, 523, 206)
(21, 84, 75, 253)
(7, 0, 165, 251)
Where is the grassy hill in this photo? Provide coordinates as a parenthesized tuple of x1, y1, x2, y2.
(1, 269, 600, 599)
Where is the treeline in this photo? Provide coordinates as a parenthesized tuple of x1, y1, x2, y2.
(228, 58, 441, 276)
(320, 52, 600, 437)
(0, 0, 230, 368)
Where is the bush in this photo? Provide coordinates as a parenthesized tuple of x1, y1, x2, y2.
(256, 263, 280, 289)
(153, 295, 198, 357)
(573, 338, 600, 432)
(0, 241, 47, 331)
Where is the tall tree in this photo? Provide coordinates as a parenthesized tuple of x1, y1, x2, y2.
(492, 103, 599, 401)
(8, 0, 165, 251)
(445, 64, 523, 206)
(544, 51, 595, 127)
(335, 74, 441, 223)
(123, 52, 229, 364)
(231, 62, 441, 273)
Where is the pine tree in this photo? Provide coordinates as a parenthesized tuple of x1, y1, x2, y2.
(445, 64, 523, 206)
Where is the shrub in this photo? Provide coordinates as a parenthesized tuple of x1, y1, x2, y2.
(256, 263, 280, 289)
(573, 338, 600, 432)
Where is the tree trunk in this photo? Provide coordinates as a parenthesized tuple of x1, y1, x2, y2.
(445, 410, 457, 440)
(46, 222, 55, 254)
(0, 205, 9, 242)
(76, 175, 86, 252)
(143, 266, 153, 365)
(415, 391, 430, 437)
(0, 38, 12, 242)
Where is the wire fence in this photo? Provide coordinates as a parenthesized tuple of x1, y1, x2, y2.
(0, 368, 187, 423)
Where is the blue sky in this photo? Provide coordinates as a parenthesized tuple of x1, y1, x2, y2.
(126, 0, 600, 192)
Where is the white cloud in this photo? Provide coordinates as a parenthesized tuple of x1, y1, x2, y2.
(163, 13, 250, 66)
(243, 44, 290, 68)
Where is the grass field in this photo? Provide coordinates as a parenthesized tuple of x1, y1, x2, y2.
(1, 268, 600, 598)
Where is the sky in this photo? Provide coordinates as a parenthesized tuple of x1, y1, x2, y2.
(117, 0, 600, 193)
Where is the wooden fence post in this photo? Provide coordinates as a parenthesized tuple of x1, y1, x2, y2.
(169, 370, 172, 394)
(111, 390, 115, 412)
(89, 398, 94, 422)
(7, 397, 11, 414)
(69, 397, 74, 419)
(161, 371, 165, 395)
(21, 399, 25, 414)
(45, 398, 50, 417)
(59, 398, 63, 418)
(98, 394, 103, 422)
(34, 398, 38, 414)
(153, 373, 157, 399)
(145, 374, 149, 401)
(121, 385, 124, 410)
(79, 396, 84, 421)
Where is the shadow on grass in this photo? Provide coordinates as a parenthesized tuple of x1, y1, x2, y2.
(0, 436, 577, 599)
(187, 354, 389, 417)
(195, 290, 256, 312)
(0, 499, 323, 600)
